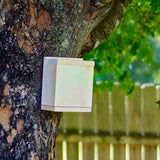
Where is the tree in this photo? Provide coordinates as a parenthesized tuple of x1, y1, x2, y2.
(0, 0, 132, 159)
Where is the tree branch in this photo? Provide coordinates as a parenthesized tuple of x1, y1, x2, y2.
(79, 0, 132, 57)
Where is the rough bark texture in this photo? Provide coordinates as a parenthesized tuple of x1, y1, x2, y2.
(0, 0, 131, 159)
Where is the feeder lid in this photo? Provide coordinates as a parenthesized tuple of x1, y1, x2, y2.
(45, 57, 95, 67)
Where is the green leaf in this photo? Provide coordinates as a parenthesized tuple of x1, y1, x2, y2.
(118, 71, 128, 82)
(131, 42, 139, 55)
(105, 80, 115, 92)
(150, 0, 160, 12)
(156, 100, 160, 109)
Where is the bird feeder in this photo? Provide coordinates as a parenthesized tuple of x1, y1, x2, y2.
(41, 57, 95, 112)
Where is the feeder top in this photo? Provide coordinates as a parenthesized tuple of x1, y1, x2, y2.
(44, 57, 95, 67)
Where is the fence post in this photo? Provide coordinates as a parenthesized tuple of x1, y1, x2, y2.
(114, 144, 125, 160)
(111, 84, 126, 134)
(130, 144, 141, 160)
(96, 90, 110, 133)
(141, 84, 157, 135)
(67, 142, 79, 160)
(98, 143, 110, 160)
(55, 142, 63, 160)
(145, 145, 157, 160)
(83, 142, 94, 160)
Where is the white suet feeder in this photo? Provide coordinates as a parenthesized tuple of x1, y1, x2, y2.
(41, 57, 95, 112)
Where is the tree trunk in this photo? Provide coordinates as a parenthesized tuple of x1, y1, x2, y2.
(0, 0, 131, 159)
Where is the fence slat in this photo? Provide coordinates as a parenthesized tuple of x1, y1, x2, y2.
(60, 112, 80, 132)
(128, 85, 141, 135)
(55, 142, 62, 160)
(79, 93, 97, 133)
(142, 84, 157, 135)
(156, 86, 160, 135)
(114, 144, 125, 160)
(67, 142, 78, 160)
(145, 145, 157, 160)
(98, 143, 110, 160)
(83, 142, 94, 160)
(112, 84, 126, 134)
(96, 90, 110, 133)
(130, 144, 141, 160)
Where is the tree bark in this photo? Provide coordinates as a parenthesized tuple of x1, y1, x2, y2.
(0, 0, 131, 159)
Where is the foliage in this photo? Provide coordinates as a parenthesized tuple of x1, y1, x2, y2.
(156, 100, 160, 109)
(84, 0, 160, 95)
(128, 36, 160, 84)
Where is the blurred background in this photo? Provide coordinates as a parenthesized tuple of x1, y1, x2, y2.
(83, 0, 160, 94)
